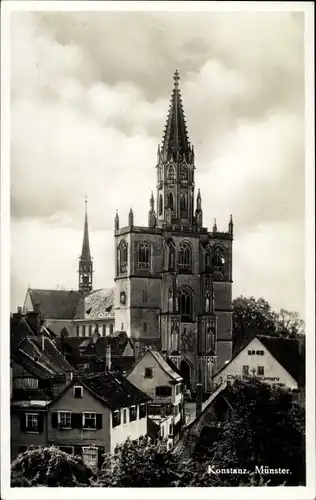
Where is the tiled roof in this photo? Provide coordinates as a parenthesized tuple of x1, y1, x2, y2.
(52, 372, 150, 410)
(11, 315, 74, 380)
(27, 289, 82, 320)
(74, 288, 115, 320)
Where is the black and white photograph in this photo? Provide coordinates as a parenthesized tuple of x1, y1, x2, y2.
(1, 1, 315, 499)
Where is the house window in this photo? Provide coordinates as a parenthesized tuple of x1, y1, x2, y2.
(142, 290, 147, 302)
(76, 326, 80, 337)
(112, 410, 121, 428)
(123, 409, 127, 424)
(177, 287, 193, 321)
(248, 350, 252, 355)
(73, 386, 83, 398)
(242, 365, 249, 375)
(169, 424, 173, 436)
(251, 350, 255, 355)
(144, 367, 153, 378)
(143, 322, 147, 333)
(129, 406, 137, 422)
(59, 446, 74, 455)
(14, 377, 39, 390)
(147, 405, 162, 415)
(156, 386, 172, 397)
(138, 242, 150, 270)
(82, 447, 98, 469)
(58, 411, 71, 429)
(139, 403, 146, 419)
(109, 324, 114, 335)
(178, 242, 192, 270)
(89, 325, 92, 336)
(258, 366, 265, 376)
(161, 426, 164, 437)
(82, 412, 96, 429)
(102, 324, 106, 336)
(118, 240, 128, 274)
(82, 325, 86, 336)
(25, 413, 39, 432)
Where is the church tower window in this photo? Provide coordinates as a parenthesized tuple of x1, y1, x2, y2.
(118, 240, 128, 274)
(167, 165, 176, 183)
(167, 192, 174, 211)
(159, 194, 163, 216)
(138, 242, 150, 270)
(177, 287, 193, 321)
(180, 164, 188, 182)
(180, 194, 187, 217)
(212, 246, 226, 272)
(178, 241, 192, 270)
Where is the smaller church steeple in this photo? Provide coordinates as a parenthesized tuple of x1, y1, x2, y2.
(195, 189, 203, 228)
(212, 218, 218, 233)
(78, 197, 93, 293)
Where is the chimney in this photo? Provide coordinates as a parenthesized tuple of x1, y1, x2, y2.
(134, 340, 140, 361)
(17, 306, 22, 314)
(26, 311, 41, 334)
(105, 344, 111, 372)
(65, 371, 73, 384)
(196, 383, 203, 416)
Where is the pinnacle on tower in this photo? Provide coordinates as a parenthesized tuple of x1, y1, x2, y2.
(228, 213, 233, 234)
(114, 210, 119, 231)
(161, 70, 193, 162)
(212, 218, 218, 233)
(150, 191, 155, 210)
(128, 208, 134, 227)
(196, 188, 202, 211)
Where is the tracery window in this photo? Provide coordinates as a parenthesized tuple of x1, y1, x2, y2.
(177, 287, 193, 321)
(138, 242, 150, 270)
(212, 246, 226, 272)
(118, 240, 128, 274)
(180, 164, 188, 182)
(167, 165, 176, 183)
(167, 192, 174, 211)
(178, 241, 192, 270)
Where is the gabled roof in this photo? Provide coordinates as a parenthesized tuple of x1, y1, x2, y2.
(50, 372, 150, 410)
(133, 348, 182, 382)
(214, 334, 305, 385)
(26, 289, 82, 320)
(74, 288, 114, 320)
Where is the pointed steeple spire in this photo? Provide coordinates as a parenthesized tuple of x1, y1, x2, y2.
(80, 197, 91, 261)
(79, 197, 93, 293)
(161, 70, 192, 162)
(150, 191, 154, 210)
(228, 214, 233, 235)
(212, 218, 218, 233)
(114, 210, 119, 231)
(196, 189, 202, 211)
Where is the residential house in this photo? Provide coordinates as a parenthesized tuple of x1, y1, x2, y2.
(127, 347, 185, 447)
(212, 335, 305, 391)
(10, 309, 74, 460)
(47, 372, 150, 469)
(56, 330, 135, 375)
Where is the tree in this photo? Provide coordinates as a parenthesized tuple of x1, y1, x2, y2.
(201, 378, 305, 486)
(232, 295, 304, 351)
(11, 446, 94, 487)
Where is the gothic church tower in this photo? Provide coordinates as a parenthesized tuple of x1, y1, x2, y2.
(114, 72, 233, 394)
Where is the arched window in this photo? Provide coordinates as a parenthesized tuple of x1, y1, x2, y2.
(138, 241, 150, 270)
(109, 324, 114, 335)
(177, 287, 193, 321)
(159, 194, 163, 216)
(180, 164, 188, 182)
(178, 241, 192, 270)
(102, 324, 106, 336)
(167, 192, 174, 211)
(167, 165, 176, 183)
(89, 325, 92, 336)
(118, 240, 128, 274)
(212, 246, 226, 272)
(82, 325, 86, 336)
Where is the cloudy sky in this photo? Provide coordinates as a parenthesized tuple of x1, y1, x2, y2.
(10, 9, 305, 316)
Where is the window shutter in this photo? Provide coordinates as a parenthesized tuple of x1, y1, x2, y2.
(97, 446, 104, 469)
(20, 413, 26, 432)
(51, 412, 58, 428)
(96, 413, 102, 429)
(38, 414, 44, 433)
(71, 413, 82, 429)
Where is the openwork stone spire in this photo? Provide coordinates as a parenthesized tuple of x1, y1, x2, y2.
(161, 70, 192, 162)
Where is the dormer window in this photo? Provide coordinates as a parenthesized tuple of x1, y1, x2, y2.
(73, 386, 83, 398)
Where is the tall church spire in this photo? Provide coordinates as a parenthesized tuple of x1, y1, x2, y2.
(78, 197, 93, 293)
(161, 70, 193, 163)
